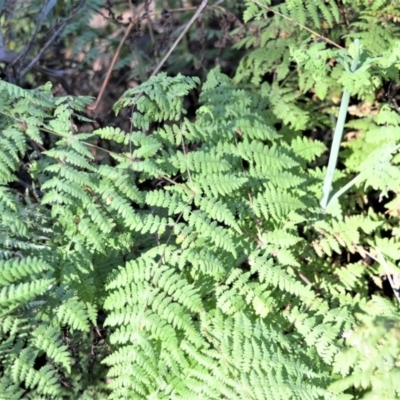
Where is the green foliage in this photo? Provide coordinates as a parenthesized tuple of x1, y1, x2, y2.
(237, 0, 400, 129)
(1, 1, 400, 399)
(330, 297, 400, 399)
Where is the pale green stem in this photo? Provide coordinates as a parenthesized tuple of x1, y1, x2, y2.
(320, 39, 360, 213)
(325, 174, 360, 211)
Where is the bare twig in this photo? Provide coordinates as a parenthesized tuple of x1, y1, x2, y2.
(87, 19, 138, 114)
(12, 0, 57, 69)
(19, 0, 86, 79)
(150, 0, 209, 78)
(87, 3, 147, 115)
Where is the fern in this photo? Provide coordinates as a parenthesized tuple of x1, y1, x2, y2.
(1, 1, 400, 396)
(330, 296, 400, 399)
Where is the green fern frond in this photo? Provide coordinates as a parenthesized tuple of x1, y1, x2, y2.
(32, 326, 71, 373)
(11, 348, 62, 396)
(56, 298, 95, 332)
(0, 257, 52, 285)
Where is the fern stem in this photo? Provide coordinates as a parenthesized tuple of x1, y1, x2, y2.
(320, 39, 360, 213)
(319, 90, 350, 212)
(325, 174, 360, 211)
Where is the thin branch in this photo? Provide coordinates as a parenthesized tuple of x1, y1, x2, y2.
(87, 3, 146, 115)
(150, 0, 209, 78)
(12, 0, 56, 69)
(250, 0, 344, 50)
(19, 0, 86, 79)
(87, 19, 137, 114)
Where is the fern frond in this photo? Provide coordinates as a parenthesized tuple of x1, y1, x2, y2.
(32, 325, 71, 373)
(56, 298, 95, 332)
